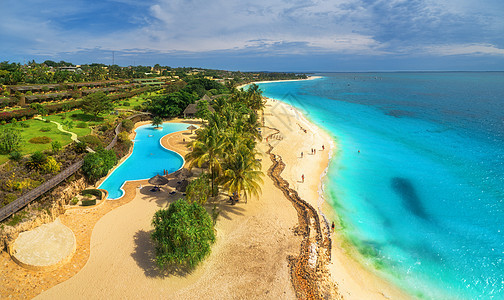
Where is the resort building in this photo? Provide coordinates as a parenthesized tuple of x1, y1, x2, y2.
(183, 94, 215, 118)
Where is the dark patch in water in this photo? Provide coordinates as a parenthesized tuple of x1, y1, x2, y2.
(384, 109, 415, 118)
(391, 177, 430, 220)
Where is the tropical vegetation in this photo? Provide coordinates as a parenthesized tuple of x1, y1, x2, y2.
(151, 198, 215, 270)
(82, 147, 118, 183)
(81, 91, 114, 118)
(185, 84, 264, 203)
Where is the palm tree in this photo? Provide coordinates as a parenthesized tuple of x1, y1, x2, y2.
(245, 84, 265, 111)
(185, 126, 224, 196)
(151, 116, 163, 128)
(219, 146, 263, 203)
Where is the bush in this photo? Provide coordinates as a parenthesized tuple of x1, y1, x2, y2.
(70, 197, 79, 205)
(40, 156, 61, 174)
(74, 141, 88, 153)
(20, 122, 30, 128)
(76, 122, 88, 128)
(121, 119, 134, 132)
(186, 174, 210, 205)
(26, 151, 47, 170)
(82, 148, 117, 183)
(51, 141, 62, 153)
(151, 199, 215, 270)
(81, 189, 103, 199)
(122, 101, 130, 106)
(9, 151, 22, 161)
(40, 127, 51, 132)
(79, 135, 102, 148)
(81, 199, 96, 206)
(118, 131, 130, 143)
(28, 136, 52, 144)
(0, 127, 22, 154)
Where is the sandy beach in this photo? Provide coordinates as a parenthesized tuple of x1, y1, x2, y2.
(236, 75, 322, 90)
(2, 96, 408, 299)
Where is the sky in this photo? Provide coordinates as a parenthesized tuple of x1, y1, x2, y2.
(1, 0, 503, 71)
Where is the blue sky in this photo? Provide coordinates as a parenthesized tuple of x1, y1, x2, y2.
(1, 0, 503, 71)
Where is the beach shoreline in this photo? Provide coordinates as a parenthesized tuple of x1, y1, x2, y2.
(236, 75, 322, 90)
(261, 96, 410, 299)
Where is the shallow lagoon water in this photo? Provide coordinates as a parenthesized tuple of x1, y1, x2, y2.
(98, 123, 188, 199)
(258, 73, 504, 299)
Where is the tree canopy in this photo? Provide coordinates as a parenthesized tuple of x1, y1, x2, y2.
(185, 85, 264, 202)
(151, 199, 215, 270)
(81, 91, 114, 117)
(148, 91, 196, 118)
(0, 127, 22, 154)
(82, 147, 117, 183)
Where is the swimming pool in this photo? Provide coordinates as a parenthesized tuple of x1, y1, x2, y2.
(98, 122, 191, 199)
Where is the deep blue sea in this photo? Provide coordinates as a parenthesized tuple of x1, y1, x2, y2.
(256, 73, 504, 299)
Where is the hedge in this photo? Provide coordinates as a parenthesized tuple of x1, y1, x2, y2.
(80, 188, 103, 200)
(81, 199, 97, 206)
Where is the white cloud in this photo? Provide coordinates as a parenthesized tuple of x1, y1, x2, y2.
(424, 44, 504, 56)
(2, 0, 503, 61)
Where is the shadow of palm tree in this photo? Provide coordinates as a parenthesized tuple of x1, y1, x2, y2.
(131, 230, 193, 278)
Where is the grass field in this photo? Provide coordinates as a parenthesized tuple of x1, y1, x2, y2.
(0, 111, 97, 164)
(0, 119, 73, 164)
(116, 91, 156, 109)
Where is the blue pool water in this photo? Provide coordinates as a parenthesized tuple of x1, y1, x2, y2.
(256, 73, 504, 299)
(98, 122, 189, 199)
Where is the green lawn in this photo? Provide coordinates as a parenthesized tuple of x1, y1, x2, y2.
(116, 91, 157, 109)
(0, 119, 74, 164)
(44, 111, 93, 137)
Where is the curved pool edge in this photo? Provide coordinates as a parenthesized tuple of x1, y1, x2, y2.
(98, 122, 194, 200)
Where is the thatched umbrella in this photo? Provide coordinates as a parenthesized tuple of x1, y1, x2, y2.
(176, 179, 189, 192)
(168, 168, 193, 179)
(187, 125, 197, 134)
(148, 174, 169, 187)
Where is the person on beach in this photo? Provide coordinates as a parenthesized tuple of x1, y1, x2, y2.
(301, 152, 303, 158)
(301, 174, 305, 182)
(322, 145, 325, 150)
(331, 222, 335, 232)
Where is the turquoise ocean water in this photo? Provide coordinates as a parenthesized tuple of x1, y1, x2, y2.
(256, 73, 504, 299)
(98, 123, 187, 199)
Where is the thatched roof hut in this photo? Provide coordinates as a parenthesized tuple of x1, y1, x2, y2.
(183, 95, 215, 118)
(148, 174, 169, 187)
(168, 168, 193, 179)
